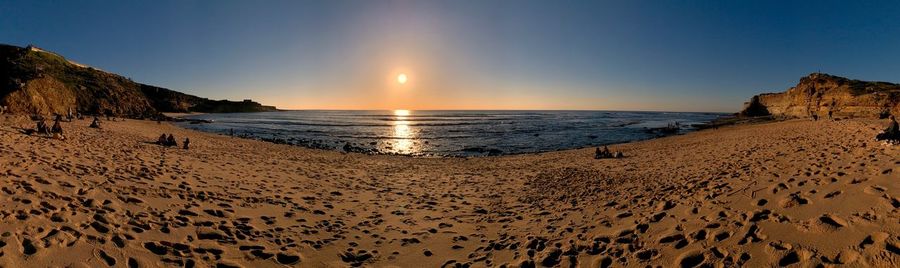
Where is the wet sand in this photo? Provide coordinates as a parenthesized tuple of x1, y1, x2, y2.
(1, 115, 898, 267)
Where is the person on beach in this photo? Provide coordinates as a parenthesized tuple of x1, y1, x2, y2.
(167, 134, 177, 147)
(876, 115, 900, 142)
(595, 145, 624, 159)
(827, 100, 836, 120)
(157, 134, 168, 145)
(183, 138, 190, 150)
(51, 116, 63, 134)
(90, 116, 101, 128)
(50, 120, 66, 140)
(36, 118, 50, 135)
(595, 146, 612, 159)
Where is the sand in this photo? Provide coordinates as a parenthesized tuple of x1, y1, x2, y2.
(1, 115, 899, 267)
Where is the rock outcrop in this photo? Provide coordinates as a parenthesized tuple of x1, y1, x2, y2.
(740, 73, 900, 119)
(0, 44, 276, 117)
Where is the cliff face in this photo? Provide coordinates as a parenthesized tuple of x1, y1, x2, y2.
(740, 73, 900, 118)
(0, 44, 276, 117)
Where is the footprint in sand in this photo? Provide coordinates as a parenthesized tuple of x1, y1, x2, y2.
(97, 249, 116, 266)
(21, 238, 37, 255)
(833, 249, 860, 264)
(859, 232, 889, 249)
(779, 193, 810, 208)
(592, 256, 613, 268)
(714, 230, 731, 241)
(275, 252, 301, 265)
(676, 250, 705, 268)
(772, 183, 789, 194)
(823, 190, 842, 199)
(819, 214, 848, 228)
(863, 185, 887, 195)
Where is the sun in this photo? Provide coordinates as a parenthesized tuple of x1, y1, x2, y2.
(397, 73, 408, 84)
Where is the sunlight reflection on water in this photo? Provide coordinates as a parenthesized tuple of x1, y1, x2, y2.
(391, 110, 416, 154)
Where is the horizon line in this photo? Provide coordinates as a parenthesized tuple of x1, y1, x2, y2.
(266, 108, 735, 114)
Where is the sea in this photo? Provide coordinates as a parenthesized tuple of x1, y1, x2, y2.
(177, 110, 725, 157)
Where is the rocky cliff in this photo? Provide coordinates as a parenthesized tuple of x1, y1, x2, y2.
(739, 73, 900, 118)
(0, 44, 276, 117)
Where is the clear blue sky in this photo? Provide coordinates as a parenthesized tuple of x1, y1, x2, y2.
(3, 0, 900, 112)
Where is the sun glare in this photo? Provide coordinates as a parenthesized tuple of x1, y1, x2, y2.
(390, 109, 415, 154)
(397, 73, 408, 84)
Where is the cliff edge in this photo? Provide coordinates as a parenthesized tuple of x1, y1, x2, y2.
(0, 44, 276, 117)
(739, 73, 900, 118)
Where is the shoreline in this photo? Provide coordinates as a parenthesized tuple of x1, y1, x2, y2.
(2, 114, 898, 267)
(161, 112, 207, 118)
(174, 112, 732, 158)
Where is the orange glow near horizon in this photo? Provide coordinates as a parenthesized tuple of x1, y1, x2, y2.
(246, 69, 735, 112)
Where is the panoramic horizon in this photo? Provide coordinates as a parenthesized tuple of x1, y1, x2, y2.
(245, 108, 728, 113)
(3, 1, 900, 112)
(5, 1, 900, 267)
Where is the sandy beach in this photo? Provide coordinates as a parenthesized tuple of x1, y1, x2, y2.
(1, 115, 898, 267)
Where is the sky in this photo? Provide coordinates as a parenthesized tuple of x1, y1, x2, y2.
(2, 0, 900, 112)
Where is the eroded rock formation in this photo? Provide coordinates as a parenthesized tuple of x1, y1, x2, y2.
(740, 73, 900, 118)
